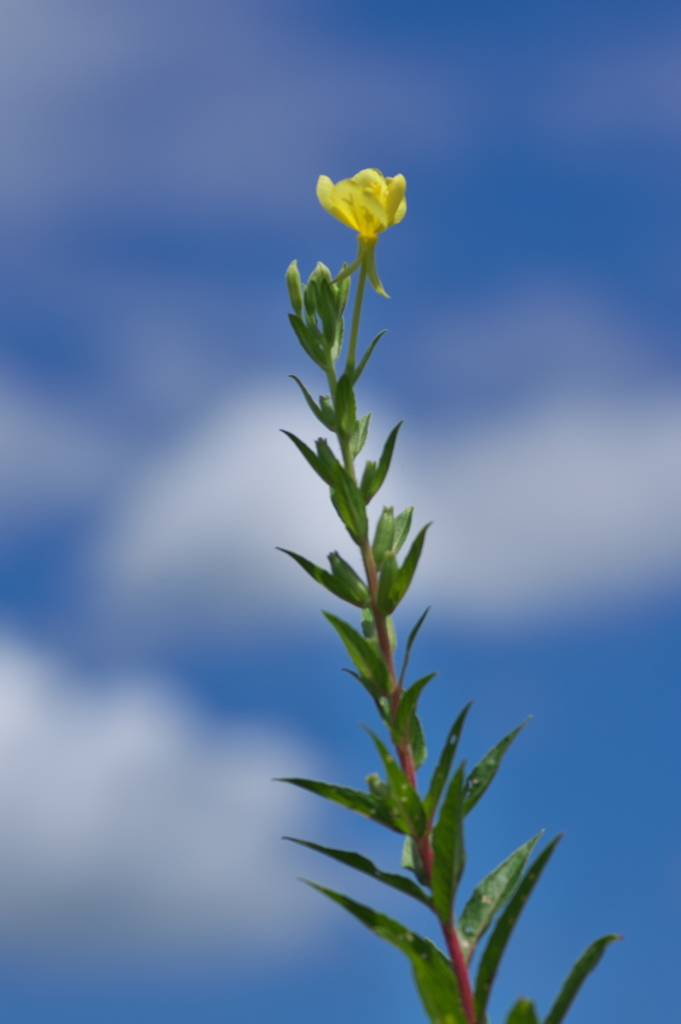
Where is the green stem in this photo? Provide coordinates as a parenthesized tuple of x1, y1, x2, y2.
(345, 260, 367, 379)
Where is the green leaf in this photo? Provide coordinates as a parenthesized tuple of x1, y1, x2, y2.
(320, 395, 336, 427)
(278, 777, 402, 831)
(350, 412, 371, 456)
(360, 422, 403, 503)
(544, 935, 621, 1024)
(335, 373, 357, 437)
(464, 719, 530, 814)
(289, 313, 327, 368)
(474, 835, 562, 1019)
(353, 329, 387, 383)
(399, 606, 432, 685)
(281, 430, 334, 485)
(505, 998, 539, 1024)
(315, 437, 342, 480)
(401, 836, 429, 886)
(278, 549, 369, 607)
(305, 883, 468, 1024)
(410, 712, 428, 769)
(285, 838, 432, 907)
(324, 613, 390, 695)
(360, 607, 376, 638)
(393, 505, 413, 553)
(386, 614, 397, 651)
(376, 550, 399, 614)
(327, 552, 370, 606)
(372, 506, 395, 566)
(333, 271, 351, 314)
(431, 765, 466, 926)
(424, 703, 472, 822)
(316, 275, 340, 344)
(457, 831, 544, 961)
(394, 673, 437, 741)
(367, 730, 426, 835)
(330, 463, 368, 543)
(288, 375, 336, 430)
(397, 522, 430, 589)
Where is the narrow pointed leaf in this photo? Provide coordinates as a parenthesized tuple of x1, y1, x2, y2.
(278, 777, 401, 831)
(424, 703, 472, 822)
(288, 375, 335, 430)
(377, 550, 399, 614)
(285, 838, 432, 907)
(278, 549, 368, 606)
(305, 883, 468, 1024)
(372, 506, 395, 566)
(395, 524, 431, 600)
(505, 998, 539, 1024)
(394, 673, 437, 740)
(474, 835, 562, 1019)
(544, 935, 621, 1024)
(353, 329, 387, 383)
(361, 422, 403, 503)
(324, 613, 390, 694)
(464, 719, 529, 814)
(457, 831, 544, 960)
(367, 730, 426, 835)
(410, 712, 428, 769)
(330, 464, 368, 542)
(399, 606, 432, 685)
(282, 431, 334, 485)
(401, 836, 429, 886)
(351, 412, 371, 456)
(316, 276, 339, 343)
(315, 437, 341, 478)
(431, 765, 466, 925)
(289, 313, 327, 367)
(335, 373, 357, 437)
(328, 551, 370, 606)
(393, 505, 413, 553)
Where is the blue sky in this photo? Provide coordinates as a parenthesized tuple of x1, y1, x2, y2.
(0, 0, 680, 1020)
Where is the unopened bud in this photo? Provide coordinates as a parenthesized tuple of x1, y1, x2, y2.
(285, 260, 304, 317)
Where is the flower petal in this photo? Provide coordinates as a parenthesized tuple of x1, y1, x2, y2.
(385, 174, 407, 224)
(316, 175, 336, 214)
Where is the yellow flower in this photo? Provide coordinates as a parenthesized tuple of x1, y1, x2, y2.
(316, 169, 407, 240)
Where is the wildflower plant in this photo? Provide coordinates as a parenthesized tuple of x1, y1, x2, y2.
(279, 169, 618, 1024)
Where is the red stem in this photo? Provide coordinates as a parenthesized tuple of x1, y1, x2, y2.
(342, 442, 477, 1024)
(443, 922, 478, 1024)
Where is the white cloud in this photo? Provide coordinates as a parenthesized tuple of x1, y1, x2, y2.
(408, 393, 681, 621)
(0, 634, 320, 958)
(96, 366, 681, 631)
(0, 0, 462, 226)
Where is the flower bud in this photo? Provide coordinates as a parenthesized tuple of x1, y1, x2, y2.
(285, 260, 304, 317)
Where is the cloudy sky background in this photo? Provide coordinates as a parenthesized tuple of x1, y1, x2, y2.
(0, 0, 680, 1021)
